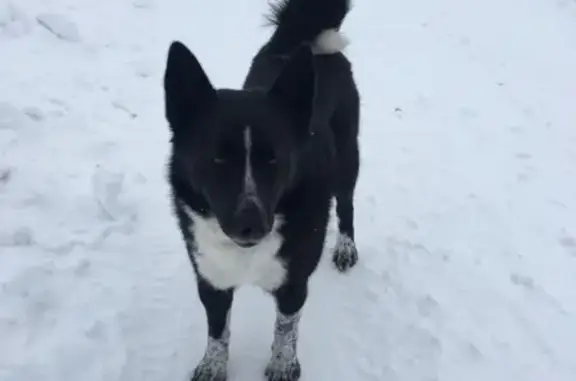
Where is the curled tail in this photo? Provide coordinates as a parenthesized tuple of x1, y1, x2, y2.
(265, 0, 351, 55)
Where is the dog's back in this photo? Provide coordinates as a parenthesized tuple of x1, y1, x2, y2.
(244, 0, 360, 179)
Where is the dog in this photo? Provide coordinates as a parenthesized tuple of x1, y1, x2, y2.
(162, 0, 360, 380)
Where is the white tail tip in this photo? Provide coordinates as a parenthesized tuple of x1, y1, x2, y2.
(312, 28, 350, 55)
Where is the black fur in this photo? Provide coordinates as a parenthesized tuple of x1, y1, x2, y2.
(163, 0, 359, 380)
(265, 0, 350, 55)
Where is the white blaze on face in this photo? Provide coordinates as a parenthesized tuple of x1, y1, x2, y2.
(244, 127, 257, 197)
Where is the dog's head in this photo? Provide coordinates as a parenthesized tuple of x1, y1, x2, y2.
(164, 41, 316, 248)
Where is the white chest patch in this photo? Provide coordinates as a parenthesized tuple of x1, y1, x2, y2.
(182, 205, 286, 291)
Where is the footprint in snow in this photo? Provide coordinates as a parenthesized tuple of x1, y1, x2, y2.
(458, 107, 478, 120)
(0, 2, 31, 37)
(515, 152, 532, 160)
(36, 13, 80, 42)
(517, 172, 530, 182)
(131, 59, 155, 78)
(0, 168, 11, 185)
(92, 167, 126, 222)
(558, 235, 576, 248)
(22, 106, 44, 121)
(0, 103, 31, 130)
(508, 125, 524, 134)
(91, 166, 138, 238)
(416, 294, 440, 318)
(133, 0, 154, 9)
(112, 101, 138, 119)
(405, 219, 419, 230)
(510, 273, 536, 290)
(558, 235, 576, 257)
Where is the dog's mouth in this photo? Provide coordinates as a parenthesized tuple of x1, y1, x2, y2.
(231, 239, 260, 248)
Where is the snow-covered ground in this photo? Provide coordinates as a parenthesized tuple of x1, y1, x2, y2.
(1, 0, 576, 380)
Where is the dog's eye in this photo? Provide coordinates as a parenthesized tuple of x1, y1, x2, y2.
(253, 146, 277, 165)
(259, 154, 277, 165)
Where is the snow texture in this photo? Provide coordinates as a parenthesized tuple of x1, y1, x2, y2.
(1, 0, 576, 380)
(0, 2, 31, 37)
(36, 13, 80, 42)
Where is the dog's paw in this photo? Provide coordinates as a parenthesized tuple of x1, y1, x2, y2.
(332, 234, 358, 272)
(265, 358, 301, 381)
(190, 361, 227, 381)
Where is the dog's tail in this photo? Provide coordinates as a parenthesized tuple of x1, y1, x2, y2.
(265, 0, 351, 56)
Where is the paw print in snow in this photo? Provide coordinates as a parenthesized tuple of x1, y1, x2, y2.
(0, 2, 31, 37)
(92, 166, 127, 222)
(0, 103, 30, 130)
(133, 0, 154, 9)
(36, 13, 80, 42)
(559, 235, 576, 257)
(0, 168, 11, 185)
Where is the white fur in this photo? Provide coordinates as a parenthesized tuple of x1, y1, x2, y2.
(312, 28, 350, 55)
(243, 127, 256, 196)
(333, 233, 358, 272)
(266, 310, 301, 377)
(194, 311, 230, 378)
(335, 233, 355, 255)
(182, 205, 286, 291)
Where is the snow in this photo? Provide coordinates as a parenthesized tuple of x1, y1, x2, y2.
(1, 0, 576, 380)
(36, 13, 81, 42)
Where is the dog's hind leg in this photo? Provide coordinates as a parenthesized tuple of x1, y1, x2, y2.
(332, 139, 360, 272)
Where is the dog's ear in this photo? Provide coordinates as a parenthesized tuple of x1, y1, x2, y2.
(164, 41, 216, 132)
(267, 45, 316, 133)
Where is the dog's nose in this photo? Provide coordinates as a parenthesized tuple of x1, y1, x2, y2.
(232, 199, 269, 245)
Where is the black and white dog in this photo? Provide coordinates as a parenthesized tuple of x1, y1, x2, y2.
(163, 0, 360, 380)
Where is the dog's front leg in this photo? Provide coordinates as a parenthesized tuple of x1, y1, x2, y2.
(265, 281, 307, 381)
(191, 277, 234, 381)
